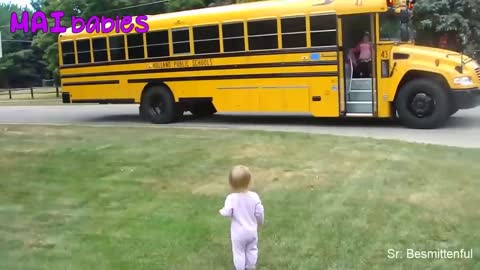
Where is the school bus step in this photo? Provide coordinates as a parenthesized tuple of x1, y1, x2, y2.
(350, 78, 375, 90)
(348, 90, 372, 102)
(346, 101, 373, 114)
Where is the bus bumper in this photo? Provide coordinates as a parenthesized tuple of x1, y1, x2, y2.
(451, 88, 480, 109)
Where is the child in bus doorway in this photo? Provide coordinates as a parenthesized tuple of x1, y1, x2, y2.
(350, 32, 373, 78)
(219, 165, 265, 270)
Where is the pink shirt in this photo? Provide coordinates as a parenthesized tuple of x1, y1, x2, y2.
(353, 42, 372, 60)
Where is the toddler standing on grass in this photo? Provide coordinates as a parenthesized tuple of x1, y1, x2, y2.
(219, 165, 265, 270)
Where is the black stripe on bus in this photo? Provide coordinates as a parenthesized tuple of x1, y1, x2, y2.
(72, 98, 135, 104)
(63, 80, 120, 86)
(61, 61, 338, 79)
(128, 72, 338, 83)
(59, 47, 338, 69)
(393, 53, 410, 60)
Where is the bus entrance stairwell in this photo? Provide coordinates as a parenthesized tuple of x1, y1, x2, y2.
(340, 14, 376, 116)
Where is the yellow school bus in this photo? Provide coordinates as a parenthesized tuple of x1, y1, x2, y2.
(58, 0, 480, 129)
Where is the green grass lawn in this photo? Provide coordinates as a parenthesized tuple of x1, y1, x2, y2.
(0, 125, 479, 270)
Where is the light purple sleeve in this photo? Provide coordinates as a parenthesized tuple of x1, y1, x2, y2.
(255, 199, 264, 225)
(219, 195, 233, 217)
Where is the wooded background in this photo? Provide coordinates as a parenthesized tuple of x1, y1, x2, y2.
(0, 0, 478, 88)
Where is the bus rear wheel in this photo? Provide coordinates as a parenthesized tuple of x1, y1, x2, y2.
(140, 86, 180, 124)
(190, 102, 217, 118)
(395, 79, 450, 129)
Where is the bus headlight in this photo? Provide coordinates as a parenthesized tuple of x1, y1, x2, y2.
(453, 76, 474, 87)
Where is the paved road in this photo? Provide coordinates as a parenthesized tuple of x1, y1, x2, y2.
(0, 105, 479, 148)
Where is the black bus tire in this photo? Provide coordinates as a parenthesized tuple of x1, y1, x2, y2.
(139, 106, 147, 121)
(140, 86, 178, 124)
(395, 79, 450, 129)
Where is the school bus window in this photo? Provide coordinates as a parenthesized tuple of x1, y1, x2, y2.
(193, 25, 220, 54)
(76, 39, 91, 63)
(172, 28, 191, 54)
(380, 13, 401, 41)
(310, 14, 337, 47)
(127, 33, 145, 59)
(109, 35, 126, 61)
(61, 41, 75, 65)
(247, 19, 278, 51)
(92, 37, 108, 62)
(281, 16, 307, 48)
(222, 22, 245, 52)
(146, 30, 169, 58)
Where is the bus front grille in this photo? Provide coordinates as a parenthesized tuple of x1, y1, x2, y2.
(476, 68, 480, 82)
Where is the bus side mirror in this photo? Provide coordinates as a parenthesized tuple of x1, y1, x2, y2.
(400, 9, 410, 23)
(399, 9, 410, 42)
(400, 24, 410, 42)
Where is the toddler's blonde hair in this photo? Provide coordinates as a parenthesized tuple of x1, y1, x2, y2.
(229, 165, 251, 191)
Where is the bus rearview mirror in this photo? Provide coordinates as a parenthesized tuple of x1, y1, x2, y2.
(400, 9, 409, 24)
(400, 23, 410, 42)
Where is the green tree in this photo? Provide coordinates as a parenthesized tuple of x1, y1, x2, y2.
(0, 3, 47, 88)
(167, 0, 206, 11)
(412, 0, 480, 58)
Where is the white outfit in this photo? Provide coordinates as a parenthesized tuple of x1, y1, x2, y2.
(219, 191, 265, 270)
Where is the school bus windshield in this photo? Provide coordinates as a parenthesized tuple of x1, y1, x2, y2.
(379, 13, 401, 41)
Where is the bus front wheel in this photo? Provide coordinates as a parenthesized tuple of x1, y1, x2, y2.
(395, 79, 450, 129)
(140, 86, 180, 124)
